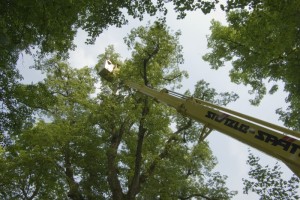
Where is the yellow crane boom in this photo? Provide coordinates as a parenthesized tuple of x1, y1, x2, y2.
(99, 60, 300, 177)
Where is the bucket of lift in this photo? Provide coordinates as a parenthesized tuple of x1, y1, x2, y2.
(98, 60, 118, 81)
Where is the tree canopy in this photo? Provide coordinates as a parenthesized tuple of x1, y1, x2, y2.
(2, 0, 299, 198)
(243, 151, 300, 200)
(203, 0, 300, 129)
(0, 0, 221, 60)
(0, 0, 262, 134)
(0, 22, 238, 200)
(0, 0, 224, 135)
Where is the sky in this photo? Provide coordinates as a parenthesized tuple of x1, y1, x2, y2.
(17, 4, 298, 200)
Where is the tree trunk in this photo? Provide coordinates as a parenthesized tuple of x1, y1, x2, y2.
(64, 144, 84, 200)
(106, 127, 125, 200)
(126, 97, 149, 200)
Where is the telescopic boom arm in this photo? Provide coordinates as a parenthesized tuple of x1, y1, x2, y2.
(99, 60, 300, 177)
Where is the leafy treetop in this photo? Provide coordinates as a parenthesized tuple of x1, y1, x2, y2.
(203, 0, 300, 129)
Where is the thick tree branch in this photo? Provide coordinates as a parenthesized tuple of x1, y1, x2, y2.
(163, 73, 182, 82)
(179, 193, 217, 200)
(106, 123, 127, 200)
(138, 119, 193, 187)
(126, 97, 149, 200)
(64, 144, 84, 200)
(126, 42, 159, 198)
(28, 183, 40, 200)
(142, 43, 160, 86)
(19, 171, 40, 200)
(220, 37, 260, 56)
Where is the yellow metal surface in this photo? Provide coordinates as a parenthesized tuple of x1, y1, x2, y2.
(126, 81, 300, 177)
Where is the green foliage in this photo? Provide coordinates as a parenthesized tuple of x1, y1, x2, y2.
(0, 22, 238, 200)
(0, 59, 102, 199)
(193, 79, 239, 106)
(0, 0, 220, 60)
(123, 20, 187, 87)
(203, 0, 300, 128)
(0, 64, 55, 134)
(1, 0, 253, 136)
(0, 0, 222, 135)
(243, 151, 300, 200)
(94, 22, 238, 200)
(0, 65, 28, 133)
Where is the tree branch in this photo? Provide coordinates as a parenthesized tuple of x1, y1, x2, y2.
(126, 97, 149, 199)
(138, 119, 193, 187)
(64, 144, 84, 200)
(106, 123, 127, 200)
(179, 193, 217, 200)
(142, 43, 160, 86)
(220, 37, 260, 56)
(125, 39, 160, 199)
(163, 73, 182, 82)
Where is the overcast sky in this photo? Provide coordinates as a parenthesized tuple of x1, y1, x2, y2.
(17, 4, 296, 199)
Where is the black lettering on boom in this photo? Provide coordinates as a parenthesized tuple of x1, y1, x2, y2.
(265, 134, 278, 145)
(290, 143, 300, 155)
(255, 130, 265, 141)
(206, 111, 300, 157)
(256, 130, 300, 156)
(277, 139, 292, 151)
(224, 118, 235, 128)
(239, 124, 250, 133)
